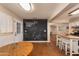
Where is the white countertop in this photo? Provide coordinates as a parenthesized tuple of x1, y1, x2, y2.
(58, 34, 79, 39)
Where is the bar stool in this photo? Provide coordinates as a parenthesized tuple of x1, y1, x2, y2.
(56, 35, 62, 50)
(56, 35, 79, 56)
(62, 39, 69, 55)
(62, 39, 78, 56)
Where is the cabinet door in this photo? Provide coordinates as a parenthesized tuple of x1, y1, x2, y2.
(0, 11, 13, 34)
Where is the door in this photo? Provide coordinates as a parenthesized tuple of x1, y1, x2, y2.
(13, 18, 23, 43)
(50, 25, 57, 45)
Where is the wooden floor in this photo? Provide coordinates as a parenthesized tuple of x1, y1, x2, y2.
(29, 35, 65, 56)
(29, 43, 64, 56)
(0, 35, 65, 56)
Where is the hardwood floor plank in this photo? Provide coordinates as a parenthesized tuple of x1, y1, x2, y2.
(29, 43, 64, 56)
(29, 35, 64, 56)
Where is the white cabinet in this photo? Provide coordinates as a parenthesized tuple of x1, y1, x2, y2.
(57, 23, 69, 34)
(0, 11, 13, 34)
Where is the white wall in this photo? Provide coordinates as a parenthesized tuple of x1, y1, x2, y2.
(0, 5, 23, 47)
(47, 21, 50, 42)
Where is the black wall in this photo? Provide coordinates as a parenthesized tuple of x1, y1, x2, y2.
(23, 19, 47, 41)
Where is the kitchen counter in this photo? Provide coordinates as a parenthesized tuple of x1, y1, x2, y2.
(58, 34, 79, 39)
(57, 34, 79, 56)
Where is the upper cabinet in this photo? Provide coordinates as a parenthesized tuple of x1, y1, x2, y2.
(57, 23, 69, 34)
(0, 11, 13, 34)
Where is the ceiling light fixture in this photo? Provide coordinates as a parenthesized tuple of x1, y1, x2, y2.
(69, 8, 79, 15)
(19, 3, 33, 11)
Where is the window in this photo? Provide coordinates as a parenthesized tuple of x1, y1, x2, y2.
(0, 11, 13, 34)
(17, 22, 21, 34)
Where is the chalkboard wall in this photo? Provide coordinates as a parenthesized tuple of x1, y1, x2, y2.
(23, 19, 47, 41)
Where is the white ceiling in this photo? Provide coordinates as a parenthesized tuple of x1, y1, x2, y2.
(0, 3, 69, 20)
(51, 3, 79, 22)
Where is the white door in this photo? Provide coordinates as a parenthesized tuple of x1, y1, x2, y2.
(13, 18, 23, 43)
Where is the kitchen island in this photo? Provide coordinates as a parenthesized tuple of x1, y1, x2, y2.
(57, 34, 79, 56)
